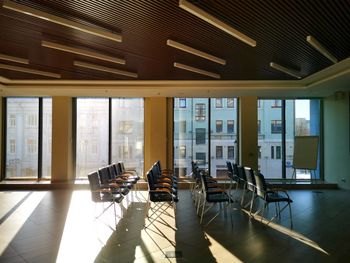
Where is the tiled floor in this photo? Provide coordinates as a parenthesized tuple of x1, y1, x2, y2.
(0, 188, 349, 262)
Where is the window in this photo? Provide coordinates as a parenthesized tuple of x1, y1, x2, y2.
(179, 145, 186, 158)
(42, 98, 52, 178)
(76, 98, 109, 179)
(271, 146, 275, 159)
(258, 146, 261, 159)
(272, 100, 282, 108)
(215, 98, 223, 108)
(276, 146, 281, 159)
(119, 120, 133, 134)
(258, 120, 261, 134)
(216, 146, 223, 159)
(179, 120, 186, 133)
(228, 146, 234, 159)
(179, 98, 186, 108)
(196, 128, 206, 144)
(195, 103, 206, 121)
(9, 139, 16, 154)
(26, 114, 38, 128)
(271, 120, 282, 133)
(227, 120, 234, 133)
(112, 98, 144, 177)
(196, 152, 206, 165)
(216, 120, 223, 133)
(174, 98, 238, 178)
(8, 114, 16, 127)
(227, 98, 234, 108)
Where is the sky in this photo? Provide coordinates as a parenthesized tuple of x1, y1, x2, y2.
(295, 100, 310, 120)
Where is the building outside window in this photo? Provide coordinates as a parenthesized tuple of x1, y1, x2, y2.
(196, 152, 206, 165)
(216, 120, 223, 133)
(227, 120, 234, 133)
(179, 98, 186, 108)
(9, 139, 16, 154)
(271, 146, 275, 159)
(271, 120, 282, 133)
(8, 114, 16, 127)
(228, 146, 234, 159)
(179, 120, 186, 133)
(227, 98, 234, 108)
(272, 99, 282, 108)
(216, 146, 223, 159)
(196, 128, 206, 144)
(276, 145, 281, 159)
(195, 103, 206, 121)
(215, 98, 223, 108)
(258, 120, 261, 134)
(179, 145, 186, 158)
(258, 146, 261, 159)
(119, 120, 133, 134)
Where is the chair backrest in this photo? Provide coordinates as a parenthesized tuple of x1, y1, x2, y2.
(244, 167, 256, 192)
(146, 169, 157, 190)
(108, 164, 117, 180)
(151, 163, 161, 178)
(237, 166, 247, 181)
(114, 163, 123, 175)
(232, 163, 239, 177)
(254, 172, 268, 199)
(88, 171, 102, 202)
(117, 162, 126, 174)
(226, 161, 233, 179)
(98, 166, 110, 185)
(156, 160, 162, 171)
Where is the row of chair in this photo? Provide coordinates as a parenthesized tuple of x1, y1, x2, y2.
(226, 161, 293, 228)
(191, 162, 233, 227)
(145, 161, 179, 228)
(87, 162, 140, 222)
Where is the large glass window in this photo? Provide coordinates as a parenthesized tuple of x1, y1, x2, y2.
(5, 98, 52, 179)
(76, 98, 109, 178)
(258, 99, 321, 179)
(174, 98, 238, 178)
(111, 98, 144, 176)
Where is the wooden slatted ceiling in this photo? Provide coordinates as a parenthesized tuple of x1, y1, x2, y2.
(0, 0, 349, 80)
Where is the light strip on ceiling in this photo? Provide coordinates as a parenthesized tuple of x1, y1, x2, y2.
(2, 0, 122, 42)
(74, 60, 137, 78)
(167, 39, 226, 65)
(179, 0, 256, 47)
(0, 53, 29, 64)
(174, 62, 220, 79)
(41, 40, 125, 65)
(270, 62, 301, 79)
(0, 63, 61, 78)
(306, 36, 338, 64)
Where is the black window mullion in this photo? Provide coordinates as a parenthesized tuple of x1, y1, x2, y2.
(208, 98, 211, 174)
(38, 98, 43, 179)
(1, 98, 7, 180)
(282, 100, 286, 179)
(108, 98, 112, 164)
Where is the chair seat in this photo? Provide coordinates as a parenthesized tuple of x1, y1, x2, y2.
(206, 192, 231, 203)
(266, 192, 293, 203)
(150, 192, 179, 202)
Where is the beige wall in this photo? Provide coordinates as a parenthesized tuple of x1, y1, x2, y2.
(144, 97, 169, 172)
(239, 96, 258, 171)
(51, 96, 74, 182)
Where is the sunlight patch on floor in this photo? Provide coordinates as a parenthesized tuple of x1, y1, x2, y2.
(0, 191, 46, 255)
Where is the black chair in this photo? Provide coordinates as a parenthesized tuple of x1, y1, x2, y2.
(237, 166, 248, 205)
(244, 167, 257, 216)
(98, 166, 130, 196)
(117, 162, 140, 180)
(88, 171, 124, 221)
(254, 172, 293, 228)
(199, 172, 233, 227)
(144, 169, 178, 228)
(226, 161, 239, 195)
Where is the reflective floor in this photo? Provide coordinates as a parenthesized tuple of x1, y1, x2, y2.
(0, 189, 349, 262)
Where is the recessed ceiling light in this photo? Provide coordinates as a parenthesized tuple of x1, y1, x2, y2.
(74, 61, 137, 78)
(0, 63, 61, 78)
(0, 53, 29, 64)
(41, 41, 125, 65)
(2, 0, 122, 42)
(306, 36, 338, 64)
(270, 62, 301, 79)
(167, 39, 226, 65)
(179, 0, 256, 47)
(174, 62, 220, 79)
